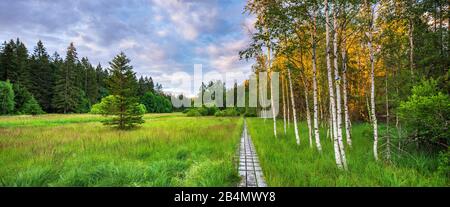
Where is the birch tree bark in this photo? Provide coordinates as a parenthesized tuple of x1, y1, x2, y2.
(286, 76, 290, 128)
(267, 46, 278, 138)
(366, 0, 379, 161)
(311, 9, 322, 152)
(325, 0, 343, 168)
(333, 1, 347, 169)
(287, 67, 300, 145)
(340, 3, 352, 147)
(302, 79, 313, 148)
(282, 74, 287, 135)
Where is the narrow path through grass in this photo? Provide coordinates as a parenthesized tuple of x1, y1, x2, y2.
(238, 119, 267, 187)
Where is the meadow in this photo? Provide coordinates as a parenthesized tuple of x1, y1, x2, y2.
(0, 113, 243, 186)
(1, 113, 447, 187)
(247, 118, 448, 186)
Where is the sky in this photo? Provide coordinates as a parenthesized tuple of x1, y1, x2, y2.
(0, 0, 256, 96)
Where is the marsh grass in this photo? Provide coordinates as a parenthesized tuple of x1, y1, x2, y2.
(247, 118, 448, 186)
(0, 114, 242, 186)
(0, 113, 184, 127)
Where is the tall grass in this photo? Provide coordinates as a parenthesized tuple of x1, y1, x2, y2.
(0, 113, 184, 127)
(247, 118, 448, 186)
(0, 114, 242, 186)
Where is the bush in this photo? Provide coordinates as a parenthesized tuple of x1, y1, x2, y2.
(90, 95, 119, 115)
(185, 106, 220, 117)
(197, 107, 209, 116)
(141, 92, 173, 113)
(207, 106, 218, 116)
(0, 80, 15, 114)
(243, 107, 257, 117)
(214, 110, 225, 117)
(398, 79, 450, 151)
(215, 108, 240, 117)
(186, 109, 202, 117)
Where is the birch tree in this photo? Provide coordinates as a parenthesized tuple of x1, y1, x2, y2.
(325, 0, 344, 169)
(267, 45, 278, 138)
(340, 1, 352, 147)
(333, 1, 348, 169)
(365, 0, 379, 161)
(310, 8, 322, 152)
(282, 73, 287, 135)
(287, 66, 300, 145)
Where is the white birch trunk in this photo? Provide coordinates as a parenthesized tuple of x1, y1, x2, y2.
(303, 81, 313, 148)
(328, 105, 333, 141)
(333, 3, 347, 169)
(287, 67, 300, 145)
(340, 5, 352, 147)
(366, 0, 379, 161)
(283, 79, 291, 128)
(286, 77, 290, 128)
(267, 46, 277, 138)
(311, 10, 322, 152)
(282, 75, 287, 135)
(325, 0, 343, 169)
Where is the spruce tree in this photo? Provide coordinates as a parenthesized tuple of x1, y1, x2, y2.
(81, 57, 99, 104)
(104, 52, 144, 129)
(52, 43, 80, 113)
(30, 40, 53, 111)
(14, 39, 30, 89)
(95, 63, 109, 101)
(0, 40, 16, 81)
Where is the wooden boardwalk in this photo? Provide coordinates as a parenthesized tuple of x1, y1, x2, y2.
(238, 120, 267, 187)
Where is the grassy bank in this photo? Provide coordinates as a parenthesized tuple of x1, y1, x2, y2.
(0, 114, 243, 186)
(247, 118, 448, 186)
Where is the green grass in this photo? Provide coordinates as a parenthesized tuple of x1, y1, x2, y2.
(0, 114, 242, 187)
(0, 113, 184, 127)
(247, 118, 448, 187)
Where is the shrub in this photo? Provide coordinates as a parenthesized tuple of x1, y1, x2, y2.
(141, 92, 173, 113)
(90, 95, 119, 115)
(244, 107, 257, 117)
(197, 107, 209, 116)
(215, 108, 240, 117)
(186, 109, 202, 117)
(214, 110, 225, 117)
(398, 79, 449, 152)
(207, 106, 218, 116)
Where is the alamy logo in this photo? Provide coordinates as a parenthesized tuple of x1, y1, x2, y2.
(170, 64, 279, 117)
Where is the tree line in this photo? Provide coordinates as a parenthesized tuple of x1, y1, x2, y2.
(0, 39, 173, 116)
(241, 0, 449, 168)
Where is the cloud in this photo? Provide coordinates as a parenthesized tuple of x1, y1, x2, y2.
(151, 0, 218, 41)
(198, 38, 251, 72)
(0, 0, 254, 94)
